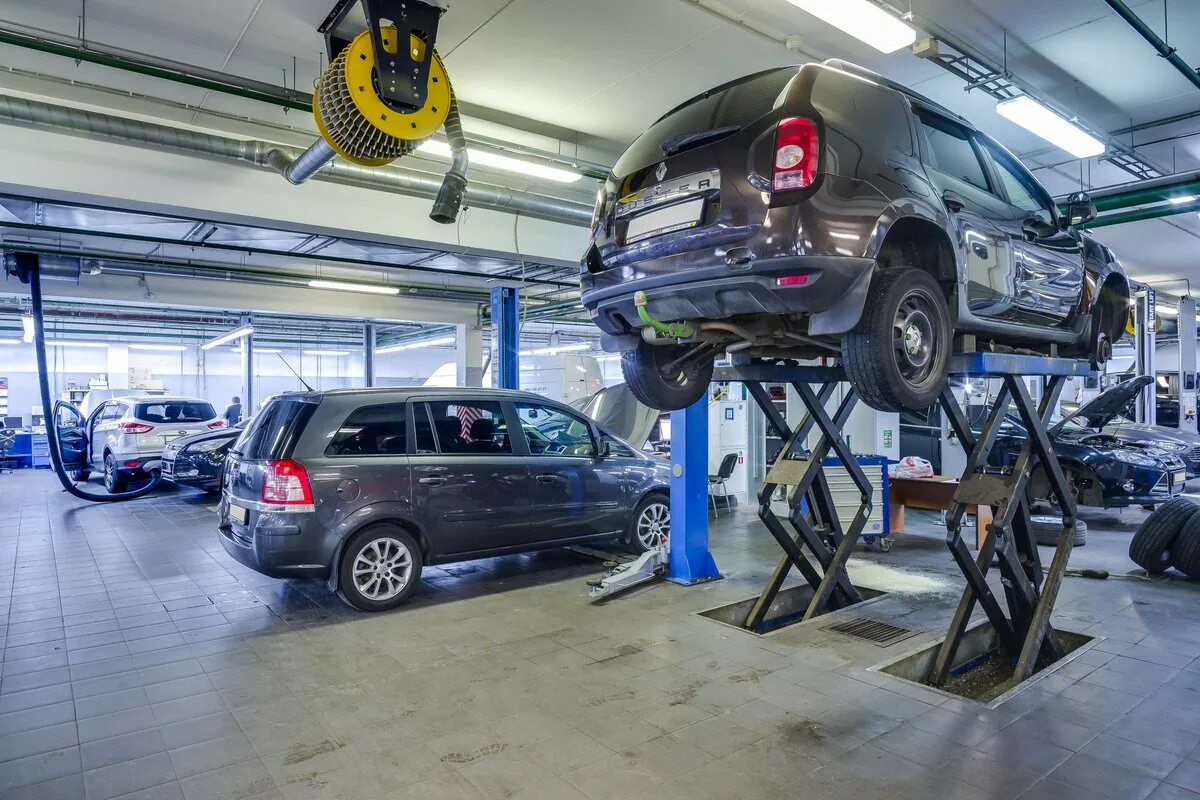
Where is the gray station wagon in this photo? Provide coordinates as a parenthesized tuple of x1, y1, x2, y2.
(217, 388, 671, 610)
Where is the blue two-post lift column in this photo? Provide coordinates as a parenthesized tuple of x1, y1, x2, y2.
(668, 397, 722, 585)
(491, 287, 520, 389)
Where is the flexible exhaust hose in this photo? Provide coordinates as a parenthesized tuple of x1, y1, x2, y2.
(25, 254, 162, 502)
(430, 86, 469, 224)
(266, 139, 336, 185)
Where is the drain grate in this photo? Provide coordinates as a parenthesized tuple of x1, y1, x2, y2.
(823, 616, 919, 647)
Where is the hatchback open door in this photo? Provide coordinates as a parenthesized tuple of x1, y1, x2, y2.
(53, 400, 90, 479)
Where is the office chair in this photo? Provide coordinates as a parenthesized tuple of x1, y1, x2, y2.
(708, 452, 739, 517)
(0, 429, 16, 474)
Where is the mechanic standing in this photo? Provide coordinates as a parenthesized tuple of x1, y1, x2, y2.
(223, 396, 242, 426)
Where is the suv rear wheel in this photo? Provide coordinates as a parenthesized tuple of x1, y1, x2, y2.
(337, 524, 423, 611)
(622, 340, 713, 412)
(842, 267, 951, 412)
(103, 453, 128, 493)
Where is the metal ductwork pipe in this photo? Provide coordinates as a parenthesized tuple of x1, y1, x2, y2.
(1102, 0, 1200, 93)
(267, 140, 337, 185)
(0, 94, 592, 227)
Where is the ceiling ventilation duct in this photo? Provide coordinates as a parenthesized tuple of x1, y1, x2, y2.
(266, 0, 468, 224)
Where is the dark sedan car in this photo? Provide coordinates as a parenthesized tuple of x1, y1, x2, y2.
(582, 59, 1128, 414)
(979, 390, 1188, 510)
(217, 388, 671, 611)
(161, 419, 248, 491)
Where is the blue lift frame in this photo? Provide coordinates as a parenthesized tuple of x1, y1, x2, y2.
(674, 352, 1089, 678)
(490, 287, 520, 389)
(667, 398, 722, 585)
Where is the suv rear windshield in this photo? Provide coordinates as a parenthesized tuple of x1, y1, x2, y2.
(135, 401, 215, 423)
(612, 67, 796, 177)
(234, 397, 317, 460)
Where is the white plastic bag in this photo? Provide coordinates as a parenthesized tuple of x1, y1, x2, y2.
(889, 456, 934, 479)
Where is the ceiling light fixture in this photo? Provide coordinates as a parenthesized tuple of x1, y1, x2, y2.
(46, 340, 109, 348)
(376, 335, 456, 354)
(307, 279, 401, 296)
(21, 314, 33, 343)
(0, 338, 20, 345)
(201, 324, 253, 351)
(521, 342, 593, 356)
(784, 0, 917, 53)
(303, 349, 349, 356)
(128, 344, 188, 352)
(1167, 195, 1199, 204)
(417, 140, 583, 184)
(1157, 305, 1179, 317)
(995, 96, 1105, 158)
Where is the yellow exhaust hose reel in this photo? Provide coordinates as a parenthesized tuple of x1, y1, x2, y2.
(313, 27, 450, 166)
(267, 1, 468, 224)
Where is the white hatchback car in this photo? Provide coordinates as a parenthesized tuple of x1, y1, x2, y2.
(81, 396, 226, 492)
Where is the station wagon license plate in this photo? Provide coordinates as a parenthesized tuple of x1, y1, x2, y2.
(623, 198, 705, 244)
(228, 503, 248, 526)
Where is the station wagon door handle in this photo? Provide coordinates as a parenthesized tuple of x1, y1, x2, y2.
(418, 476, 447, 485)
(535, 474, 556, 483)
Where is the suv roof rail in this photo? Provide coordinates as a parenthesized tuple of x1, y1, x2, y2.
(819, 58, 971, 127)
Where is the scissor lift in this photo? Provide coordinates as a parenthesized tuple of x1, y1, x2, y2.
(717, 353, 1089, 682)
(714, 363, 873, 632)
(926, 352, 1091, 687)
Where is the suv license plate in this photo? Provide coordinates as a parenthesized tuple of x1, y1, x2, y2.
(624, 198, 704, 244)
(1176, 471, 1187, 485)
(229, 503, 249, 526)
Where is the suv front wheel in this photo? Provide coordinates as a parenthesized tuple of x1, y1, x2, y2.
(842, 267, 952, 412)
(337, 524, 423, 611)
(622, 340, 714, 412)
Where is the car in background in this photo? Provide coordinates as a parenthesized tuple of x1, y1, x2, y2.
(161, 418, 248, 492)
(75, 396, 225, 492)
(979, 403, 1188, 511)
(218, 388, 671, 611)
(582, 59, 1129, 414)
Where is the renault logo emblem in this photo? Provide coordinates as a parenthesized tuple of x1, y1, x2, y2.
(655, 162, 667, 182)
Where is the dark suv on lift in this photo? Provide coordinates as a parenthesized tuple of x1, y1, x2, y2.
(217, 388, 670, 611)
(582, 59, 1129, 412)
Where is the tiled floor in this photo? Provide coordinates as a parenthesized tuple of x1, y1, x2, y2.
(3, 469, 1200, 800)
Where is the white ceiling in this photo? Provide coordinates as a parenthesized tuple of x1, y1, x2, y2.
(0, 0, 1196, 283)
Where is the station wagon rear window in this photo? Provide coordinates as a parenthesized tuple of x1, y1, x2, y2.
(415, 401, 511, 455)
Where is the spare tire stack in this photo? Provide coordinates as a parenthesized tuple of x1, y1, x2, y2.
(1129, 498, 1200, 576)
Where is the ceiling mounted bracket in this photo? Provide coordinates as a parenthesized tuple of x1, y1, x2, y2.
(318, 0, 445, 112)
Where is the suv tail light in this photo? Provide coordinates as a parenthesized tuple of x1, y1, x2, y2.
(117, 421, 155, 434)
(261, 459, 313, 506)
(772, 117, 819, 192)
(207, 420, 227, 429)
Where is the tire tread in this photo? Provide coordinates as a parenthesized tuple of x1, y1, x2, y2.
(1129, 498, 1200, 573)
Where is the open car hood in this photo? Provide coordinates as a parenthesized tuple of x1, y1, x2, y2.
(572, 383, 660, 448)
(1052, 375, 1153, 433)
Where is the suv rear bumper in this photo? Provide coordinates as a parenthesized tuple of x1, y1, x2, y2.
(217, 501, 332, 579)
(582, 255, 876, 338)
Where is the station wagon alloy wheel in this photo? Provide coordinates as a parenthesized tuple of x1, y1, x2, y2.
(352, 537, 413, 601)
(636, 500, 670, 549)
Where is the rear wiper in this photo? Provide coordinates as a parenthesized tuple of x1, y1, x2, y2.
(659, 125, 741, 157)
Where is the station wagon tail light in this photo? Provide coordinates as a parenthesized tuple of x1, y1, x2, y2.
(772, 117, 819, 192)
(117, 421, 154, 434)
(207, 420, 227, 429)
(262, 459, 313, 506)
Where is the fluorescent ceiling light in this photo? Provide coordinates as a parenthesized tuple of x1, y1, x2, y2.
(201, 324, 253, 351)
(21, 314, 33, 343)
(253, 348, 283, 354)
(46, 340, 108, 348)
(304, 349, 349, 356)
(784, 0, 917, 53)
(308, 279, 400, 296)
(995, 96, 1105, 158)
(376, 335, 456, 354)
(1167, 195, 1198, 204)
(417, 140, 583, 184)
(129, 344, 187, 352)
(521, 342, 593, 356)
(0, 338, 20, 345)
(1157, 305, 1178, 316)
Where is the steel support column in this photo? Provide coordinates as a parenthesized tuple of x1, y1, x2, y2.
(490, 286, 520, 390)
(363, 323, 376, 387)
(1135, 288, 1157, 425)
(667, 397, 721, 586)
(1178, 297, 1197, 431)
(240, 314, 253, 412)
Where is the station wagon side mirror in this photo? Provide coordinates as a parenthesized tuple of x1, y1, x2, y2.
(597, 438, 612, 458)
(1064, 191, 1097, 228)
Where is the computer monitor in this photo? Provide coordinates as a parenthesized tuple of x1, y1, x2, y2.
(2, 416, 21, 429)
